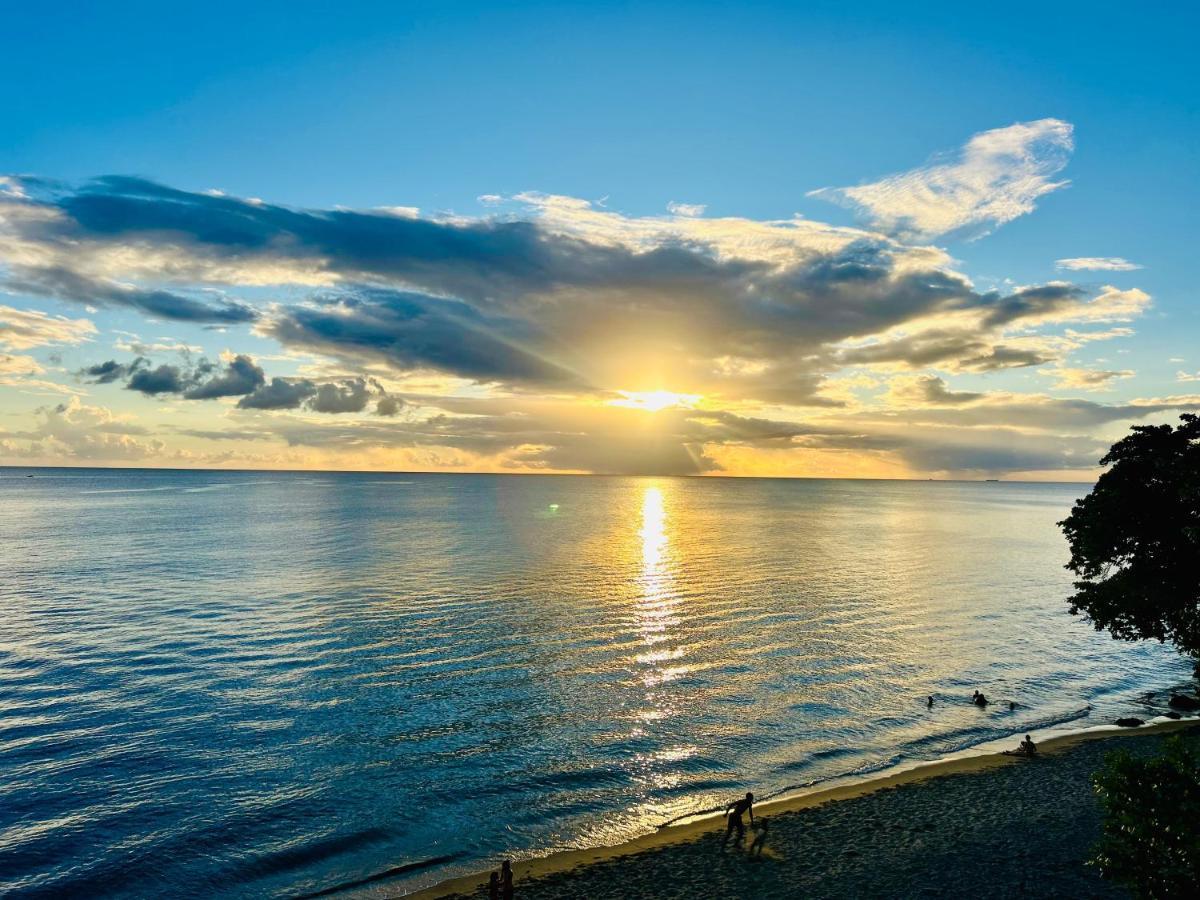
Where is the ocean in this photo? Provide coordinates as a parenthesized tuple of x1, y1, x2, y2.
(0, 469, 1191, 897)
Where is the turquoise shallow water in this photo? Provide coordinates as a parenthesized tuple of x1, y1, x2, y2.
(0, 469, 1191, 897)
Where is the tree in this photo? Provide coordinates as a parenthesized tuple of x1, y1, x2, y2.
(1091, 735, 1200, 898)
(1059, 413, 1200, 658)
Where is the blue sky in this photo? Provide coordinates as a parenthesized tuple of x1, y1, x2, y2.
(1, 2, 1197, 477)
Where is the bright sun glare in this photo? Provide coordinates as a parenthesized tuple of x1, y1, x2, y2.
(609, 390, 701, 412)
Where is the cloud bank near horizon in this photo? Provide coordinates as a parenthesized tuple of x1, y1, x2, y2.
(0, 120, 1192, 478)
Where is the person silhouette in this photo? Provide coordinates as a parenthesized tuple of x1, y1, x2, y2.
(488, 871, 500, 900)
(1018, 734, 1037, 756)
(973, 690, 989, 707)
(722, 792, 755, 847)
(749, 818, 769, 858)
(500, 860, 514, 900)
(927, 695, 934, 709)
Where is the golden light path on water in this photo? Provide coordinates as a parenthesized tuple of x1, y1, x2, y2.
(612, 483, 707, 837)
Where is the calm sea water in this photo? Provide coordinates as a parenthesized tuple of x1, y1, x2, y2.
(0, 469, 1191, 897)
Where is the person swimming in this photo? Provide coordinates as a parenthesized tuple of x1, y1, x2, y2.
(722, 792, 755, 847)
(927, 695, 934, 709)
(972, 690, 989, 707)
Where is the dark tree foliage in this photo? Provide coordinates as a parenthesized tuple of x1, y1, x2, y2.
(1091, 735, 1200, 898)
(1059, 414, 1200, 657)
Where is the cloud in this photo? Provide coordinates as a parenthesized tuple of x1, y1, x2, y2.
(2, 169, 1142, 401)
(308, 377, 372, 413)
(375, 394, 404, 417)
(0, 352, 82, 396)
(5, 397, 163, 460)
(1055, 257, 1142, 271)
(4, 265, 257, 324)
(1, 353, 45, 376)
(79, 358, 138, 384)
(0, 303, 96, 350)
(0, 141, 1179, 479)
(885, 375, 983, 406)
(263, 289, 579, 387)
(1041, 367, 1134, 391)
(237, 377, 317, 410)
(181, 354, 265, 399)
(809, 119, 1073, 241)
(128, 363, 188, 395)
(231, 370, 398, 415)
(1177, 370, 1200, 383)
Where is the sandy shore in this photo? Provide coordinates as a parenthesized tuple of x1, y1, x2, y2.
(409, 719, 1198, 899)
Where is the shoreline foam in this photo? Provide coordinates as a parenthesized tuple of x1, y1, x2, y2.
(405, 717, 1198, 899)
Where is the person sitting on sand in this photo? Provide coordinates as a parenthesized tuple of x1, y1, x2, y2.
(749, 818, 769, 858)
(1003, 734, 1038, 757)
(722, 792, 755, 846)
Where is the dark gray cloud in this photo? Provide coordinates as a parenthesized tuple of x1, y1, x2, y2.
(236, 377, 317, 410)
(78, 358, 142, 384)
(4, 265, 257, 324)
(181, 354, 265, 399)
(115, 353, 267, 399)
(978, 283, 1085, 329)
(308, 377, 372, 414)
(266, 290, 578, 387)
(375, 394, 403, 417)
(128, 363, 188, 395)
(839, 330, 1055, 372)
(902, 375, 984, 405)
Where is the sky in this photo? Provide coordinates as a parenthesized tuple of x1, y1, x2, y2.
(1, 1, 1197, 479)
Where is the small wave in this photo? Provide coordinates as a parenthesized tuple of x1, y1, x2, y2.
(79, 487, 177, 494)
(291, 851, 465, 899)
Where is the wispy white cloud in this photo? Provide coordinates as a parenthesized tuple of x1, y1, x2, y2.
(1041, 366, 1135, 391)
(809, 118, 1073, 242)
(1177, 370, 1200, 383)
(1055, 257, 1142, 271)
(0, 303, 96, 350)
(666, 201, 706, 217)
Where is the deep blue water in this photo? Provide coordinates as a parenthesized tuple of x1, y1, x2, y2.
(0, 469, 1191, 897)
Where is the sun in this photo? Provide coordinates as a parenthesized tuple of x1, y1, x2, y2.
(609, 390, 702, 412)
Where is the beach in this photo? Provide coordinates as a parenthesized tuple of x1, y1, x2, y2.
(418, 720, 1199, 899)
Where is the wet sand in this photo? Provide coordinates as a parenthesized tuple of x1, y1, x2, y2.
(411, 720, 1198, 899)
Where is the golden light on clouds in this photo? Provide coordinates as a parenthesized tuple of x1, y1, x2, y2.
(609, 390, 702, 413)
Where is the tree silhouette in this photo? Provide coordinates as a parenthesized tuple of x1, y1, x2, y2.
(1059, 414, 1200, 658)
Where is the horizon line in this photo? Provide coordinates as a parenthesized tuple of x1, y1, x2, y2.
(0, 462, 1099, 486)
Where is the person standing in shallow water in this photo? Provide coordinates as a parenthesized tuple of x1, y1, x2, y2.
(722, 792, 755, 847)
